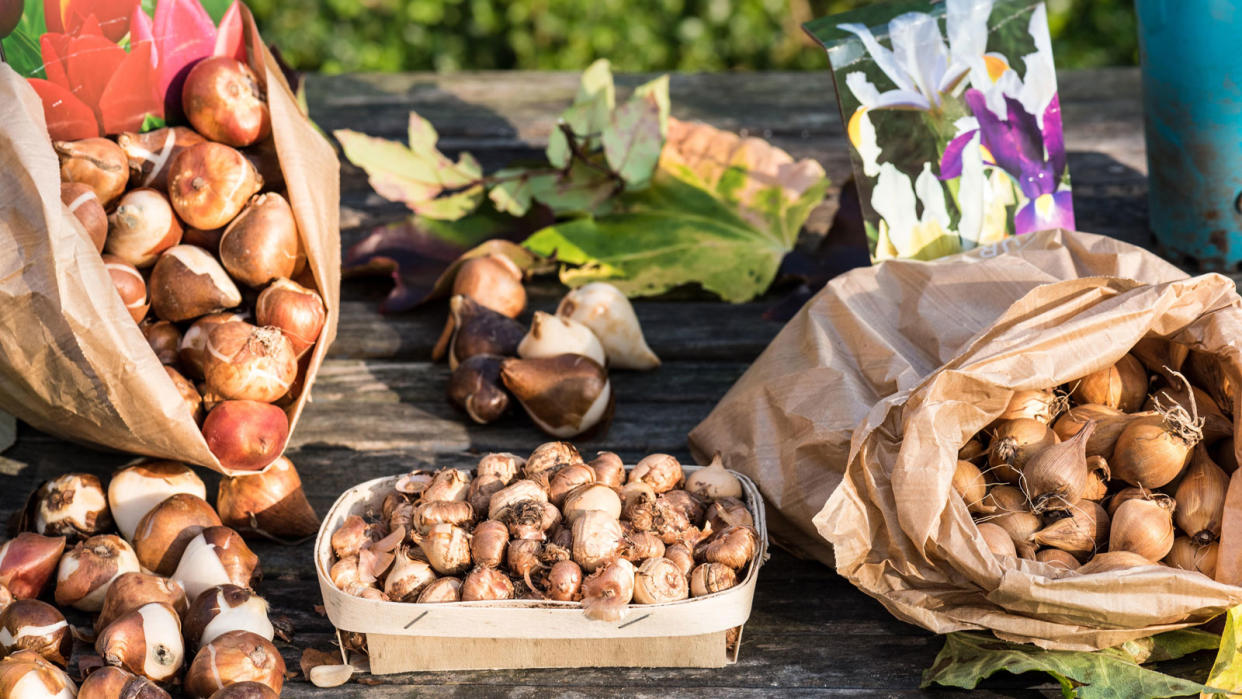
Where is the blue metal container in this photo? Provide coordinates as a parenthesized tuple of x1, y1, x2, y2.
(1137, 0, 1242, 269)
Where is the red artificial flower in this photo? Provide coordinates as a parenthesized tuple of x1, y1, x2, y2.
(28, 0, 247, 141)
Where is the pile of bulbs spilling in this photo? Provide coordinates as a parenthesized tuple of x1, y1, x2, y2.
(56, 55, 326, 473)
(957, 338, 1238, 575)
(437, 255, 660, 437)
(0, 457, 318, 697)
(329, 442, 759, 624)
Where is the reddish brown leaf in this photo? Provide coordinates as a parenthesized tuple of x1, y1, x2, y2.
(27, 78, 100, 140)
(300, 648, 340, 677)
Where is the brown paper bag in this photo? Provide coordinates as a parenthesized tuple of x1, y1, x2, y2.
(690, 229, 1242, 649)
(0, 9, 339, 475)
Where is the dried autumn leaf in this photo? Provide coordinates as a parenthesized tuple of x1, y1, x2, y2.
(300, 647, 341, 678)
(336, 113, 484, 220)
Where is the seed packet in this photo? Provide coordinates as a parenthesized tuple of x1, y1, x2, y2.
(805, 0, 1073, 262)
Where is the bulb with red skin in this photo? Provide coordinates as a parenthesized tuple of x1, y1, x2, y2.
(101, 255, 148, 323)
(255, 278, 325, 358)
(202, 401, 289, 472)
(182, 57, 271, 148)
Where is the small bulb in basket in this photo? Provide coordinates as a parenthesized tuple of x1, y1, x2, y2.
(562, 484, 621, 524)
(698, 526, 759, 570)
(525, 441, 583, 478)
(461, 566, 514, 601)
(628, 454, 684, 494)
(416, 523, 471, 576)
(689, 562, 737, 597)
(571, 511, 622, 573)
(633, 557, 689, 605)
(581, 558, 635, 622)
(416, 577, 462, 603)
(544, 560, 583, 601)
(684, 454, 743, 500)
(589, 451, 625, 488)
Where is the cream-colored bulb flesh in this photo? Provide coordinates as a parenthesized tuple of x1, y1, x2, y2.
(557, 282, 659, 369)
(170, 534, 231, 602)
(518, 311, 607, 366)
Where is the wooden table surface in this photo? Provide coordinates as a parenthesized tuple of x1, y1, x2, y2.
(0, 67, 1158, 697)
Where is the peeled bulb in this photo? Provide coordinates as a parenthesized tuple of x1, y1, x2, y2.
(31, 473, 111, 540)
(217, 456, 319, 542)
(148, 245, 242, 322)
(556, 282, 660, 369)
(581, 558, 635, 621)
(0, 650, 76, 699)
(78, 665, 170, 698)
(501, 354, 613, 438)
(54, 534, 140, 611)
(131, 493, 221, 575)
(108, 460, 206, 541)
(96, 573, 187, 633)
(182, 585, 274, 653)
(0, 599, 72, 666)
(184, 630, 284, 698)
(96, 602, 185, 682)
(171, 527, 260, 602)
(518, 311, 607, 366)
(685, 454, 743, 500)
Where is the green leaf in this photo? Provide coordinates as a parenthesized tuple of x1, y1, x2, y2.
(1206, 604, 1242, 693)
(921, 632, 1223, 699)
(140, 114, 167, 132)
(335, 112, 483, 220)
(528, 159, 618, 214)
(601, 82, 663, 188)
(547, 58, 614, 167)
(523, 170, 786, 302)
(2, 0, 48, 78)
(488, 168, 536, 216)
(633, 74, 670, 138)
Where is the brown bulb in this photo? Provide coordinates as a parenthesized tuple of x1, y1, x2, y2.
(219, 193, 300, 288)
(61, 182, 107, 251)
(55, 138, 128, 206)
(106, 188, 183, 268)
(217, 456, 319, 542)
(501, 354, 613, 438)
(148, 245, 242, 322)
(168, 142, 263, 230)
(130, 494, 221, 575)
(255, 277, 324, 357)
(447, 354, 509, 424)
(101, 254, 149, 323)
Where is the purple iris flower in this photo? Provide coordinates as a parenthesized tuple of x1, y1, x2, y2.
(940, 89, 1074, 234)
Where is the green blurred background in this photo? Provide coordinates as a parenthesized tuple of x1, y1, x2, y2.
(247, 0, 1137, 74)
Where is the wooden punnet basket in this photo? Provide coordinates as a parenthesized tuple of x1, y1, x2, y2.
(315, 465, 768, 673)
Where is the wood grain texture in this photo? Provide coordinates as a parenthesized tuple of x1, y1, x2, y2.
(0, 69, 1155, 697)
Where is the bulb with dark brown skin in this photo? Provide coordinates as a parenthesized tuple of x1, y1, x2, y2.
(501, 354, 614, 438)
(78, 665, 171, 699)
(447, 354, 510, 424)
(447, 295, 526, 369)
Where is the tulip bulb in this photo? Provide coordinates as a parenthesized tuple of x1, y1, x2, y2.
(556, 282, 660, 369)
(179, 314, 246, 378)
(102, 254, 149, 322)
(417, 577, 462, 602)
(32, 472, 111, 540)
(632, 557, 689, 604)
(581, 558, 635, 621)
(149, 245, 242, 322)
(171, 527, 260, 603)
(0, 599, 72, 666)
(518, 311, 607, 366)
(96, 602, 185, 682)
(217, 456, 319, 542)
(219, 193, 300, 288)
(432, 254, 527, 361)
(184, 630, 284, 698)
(131, 493, 221, 575)
(118, 126, 205, 190)
(255, 277, 325, 357)
(202, 400, 290, 472)
(0, 533, 66, 600)
(562, 485, 622, 524)
(501, 355, 613, 438)
(61, 181, 107, 252)
(54, 534, 140, 612)
(78, 665, 170, 699)
(0, 650, 76, 699)
(182, 585, 274, 654)
(56, 137, 129, 207)
(448, 356, 511, 424)
(106, 188, 183, 268)
(96, 573, 187, 633)
(207, 682, 279, 698)
(108, 460, 207, 541)
(202, 322, 297, 403)
(467, 475, 506, 517)
(168, 142, 263, 230)
(662, 490, 706, 526)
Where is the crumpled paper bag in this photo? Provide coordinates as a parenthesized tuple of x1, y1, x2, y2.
(691, 228, 1242, 649)
(0, 7, 339, 474)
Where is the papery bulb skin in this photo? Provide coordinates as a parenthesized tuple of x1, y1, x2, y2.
(96, 572, 187, 633)
(182, 585, 274, 654)
(33, 473, 111, 541)
(108, 460, 206, 542)
(183, 630, 284, 698)
(0, 599, 72, 666)
(95, 602, 185, 682)
(54, 534, 140, 612)
(78, 665, 171, 699)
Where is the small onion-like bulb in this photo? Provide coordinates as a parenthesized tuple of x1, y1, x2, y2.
(589, 452, 626, 488)
(383, 547, 436, 602)
(1078, 551, 1153, 574)
(1030, 502, 1109, 559)
(488, 480, 548, 520)
(685, 454, 743, 500)
(953, 460, 989, 513)
(1164, 537, 1219, 578)
(701, 526, 758, 570)
(549, 464, 597, 506)
(418, 524, 472, 575)
(1112, 410, 1200, 489)
(581, 558, 635, 621)
(704, 497, 753, 531)
(664, 543, 695, 577)
(632, 557, 689, 604)
(628, 454, 684, 493)
(461, 567, 514, 601)
(1035, 548, 1079, 571)
(422, 469, 472, 503)
(1173, 449, 1229, 544)
(476, 453, 524, 483)
(469, 520, 509, 569)
(544, 560, 583, 601)
(1110, 497, 1176, 561)
(571, 511, 623, 572)
(689, 562, 737, 597)
(977, 522, 1017, 558)
(416, 577, 462, 603)
(987, 418, 1058, 484)
(1070, 354, 1148, 412)
(562, 484, 622, 523)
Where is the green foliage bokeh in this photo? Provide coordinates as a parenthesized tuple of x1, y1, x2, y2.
(246, 0, 1137, 74)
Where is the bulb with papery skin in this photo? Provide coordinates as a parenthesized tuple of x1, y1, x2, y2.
(130, 494, 221, 576)
(118, 126, 206, 191)
(0, 599, 72, 666)
(96, 573, 187, 633)
(0, 533, 66, 600)
(184, 631, 284, 698)
(170, 527, 259, 603)
(0, 650, 76, 699)
(77, 665, 170, 699)
(182, 585, 273, 654)
(54, 535, 139, 612)
(56, 138, 129, 207)
(217, 456, 319, 542)
(182, 57, 271, 148)
(32, 473, 111, 540)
